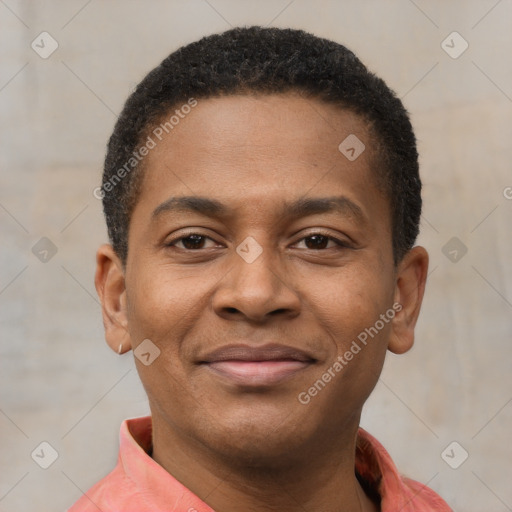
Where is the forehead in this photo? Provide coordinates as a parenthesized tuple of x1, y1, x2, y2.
(148, 93, 372, 158)
(133, 93, 386, 224)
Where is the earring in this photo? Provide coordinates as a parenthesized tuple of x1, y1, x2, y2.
(118, 343, 123, 354)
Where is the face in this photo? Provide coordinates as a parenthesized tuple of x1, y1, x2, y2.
(97, 93, 428, 467)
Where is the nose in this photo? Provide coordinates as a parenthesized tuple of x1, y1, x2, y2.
(212, 242, 301, 323)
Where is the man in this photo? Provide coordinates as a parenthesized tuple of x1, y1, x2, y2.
(70, 26, 451, 511)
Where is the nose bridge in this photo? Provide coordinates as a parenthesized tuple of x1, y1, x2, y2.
(212, 235, 300, 320)
(235, 239, 279, 291)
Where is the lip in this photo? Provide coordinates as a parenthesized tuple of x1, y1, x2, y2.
(199, 343, 316, 387)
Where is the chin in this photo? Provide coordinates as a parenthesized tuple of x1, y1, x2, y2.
(202, 412, 313, 470)
(216, 436, 305, 471)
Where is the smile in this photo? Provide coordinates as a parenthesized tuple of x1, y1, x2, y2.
(199, 344, 316, 387)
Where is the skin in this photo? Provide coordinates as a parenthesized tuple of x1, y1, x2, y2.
(95, 93, 428, 512)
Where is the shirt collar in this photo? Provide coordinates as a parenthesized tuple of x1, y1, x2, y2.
(119, 416, 449, 511)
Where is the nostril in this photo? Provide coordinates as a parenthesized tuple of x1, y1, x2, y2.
(270, 308, 289, 316)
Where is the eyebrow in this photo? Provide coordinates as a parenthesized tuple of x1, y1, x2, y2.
(152, 195, 367, 225)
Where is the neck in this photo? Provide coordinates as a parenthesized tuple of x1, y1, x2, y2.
(151, 416, 379, 512)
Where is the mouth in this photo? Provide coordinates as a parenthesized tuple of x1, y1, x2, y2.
(198, 344, 316, 387)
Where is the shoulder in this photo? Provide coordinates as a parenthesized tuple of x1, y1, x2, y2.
(400, 476, 453, 511)
(356, 428, 452, 511)
(66, 466, 148, 511)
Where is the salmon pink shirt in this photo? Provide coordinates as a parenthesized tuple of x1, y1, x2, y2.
(68, 416, 451, 511)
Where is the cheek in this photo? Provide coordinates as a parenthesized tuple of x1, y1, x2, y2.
(124, 268, 200, 411)
(307, 266, 394, 405)
(124, 269, 185, 352)
(307, 262, 393, 346)
(124, 263, 225, 362)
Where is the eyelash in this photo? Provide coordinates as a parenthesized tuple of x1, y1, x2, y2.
(166, 231, 350, 251)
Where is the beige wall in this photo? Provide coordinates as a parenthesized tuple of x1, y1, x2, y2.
(1, 1, 511, 510)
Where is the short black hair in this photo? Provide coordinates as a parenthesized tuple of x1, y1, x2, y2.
(102, 26, 421, 265)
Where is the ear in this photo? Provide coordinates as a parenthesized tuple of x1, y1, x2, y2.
(388, 246, 429, 355)
(94, 244, 131, 354)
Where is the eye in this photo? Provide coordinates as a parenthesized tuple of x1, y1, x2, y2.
(294, 233, 348, 250)
(167, 233, 219, 250)
(166, 231, 349, 252)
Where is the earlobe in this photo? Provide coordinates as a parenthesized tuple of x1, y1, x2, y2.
(95, 244, 131, 354)
(388, 246, 429, 355)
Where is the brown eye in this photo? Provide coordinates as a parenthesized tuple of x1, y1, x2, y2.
(168, 234, 218, 250)
(304, 235, 330, 249)
(295, 233, 345, 250)
(180, 235, 206, 249)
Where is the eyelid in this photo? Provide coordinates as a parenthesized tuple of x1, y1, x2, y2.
(165, 229, 351, 252)
(291, 229, 352, 247)
(165, 229, 221, 247)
